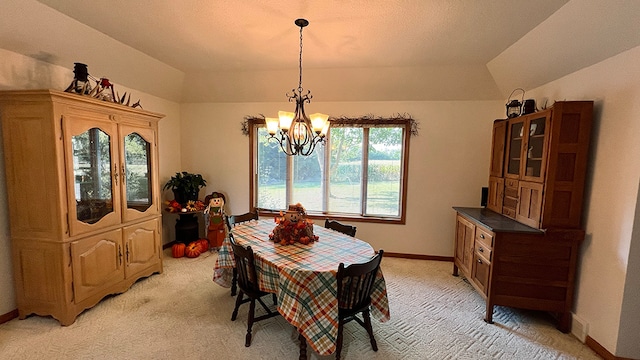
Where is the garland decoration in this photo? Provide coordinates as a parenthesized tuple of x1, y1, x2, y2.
(241, 113, 418, 136)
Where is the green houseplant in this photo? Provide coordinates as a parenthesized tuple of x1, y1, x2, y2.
(163, 171, 207, 205)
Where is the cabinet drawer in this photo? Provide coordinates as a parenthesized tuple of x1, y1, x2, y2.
(502, 207, 516, 218)
(475, 226, 494, 248)
(472, 253, 491, 296)
(504, 186, 519, 199)
(505, 179, 519, 189)
(475, 241, 492, 261)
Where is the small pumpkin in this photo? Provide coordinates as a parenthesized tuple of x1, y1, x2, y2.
(172, 243, 186, 258)
(185, 241, 202, 258)
(196, 238, 209, 253)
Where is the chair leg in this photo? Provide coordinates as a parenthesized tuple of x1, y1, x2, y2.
(363, 309, 378, 351)
(298, 331, 307, 360)
(245, 299, 256, 347)
(231, 268, 237, 296)
(231, 290, 244, 321)
(335, 321, 344, 360)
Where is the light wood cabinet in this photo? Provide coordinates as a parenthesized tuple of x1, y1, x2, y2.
(0, 89, 164, 325)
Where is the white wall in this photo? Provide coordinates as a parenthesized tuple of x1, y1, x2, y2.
(179, 100, 503, 256)
(526, 44, 640, 358)
(0, 49, 182, 315)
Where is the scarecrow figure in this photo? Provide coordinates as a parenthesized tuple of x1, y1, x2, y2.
(204, 192, 226, 250)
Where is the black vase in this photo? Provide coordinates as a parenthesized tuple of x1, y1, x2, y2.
(173, 189, 199, 205)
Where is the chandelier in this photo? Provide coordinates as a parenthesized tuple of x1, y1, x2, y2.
(265, 18, 329, 156)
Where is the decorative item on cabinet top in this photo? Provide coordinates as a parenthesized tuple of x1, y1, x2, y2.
(64, 62, 142, 108)
(505, 88, 538, 118)
(506, 88, 524, 118)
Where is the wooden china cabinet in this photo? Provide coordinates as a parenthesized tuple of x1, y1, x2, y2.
(454, 101, 593, 332)
(0, 89, 164, 325)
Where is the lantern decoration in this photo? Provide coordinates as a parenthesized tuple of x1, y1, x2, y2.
(506, 88, 525, 118)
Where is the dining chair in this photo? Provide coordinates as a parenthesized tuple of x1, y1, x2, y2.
(227, 210, 259, 296)
(324, 218, 357, 237)
(335, 249, 384, 360)
(229, 233, 280, 347)
(228, 210, 259, 229)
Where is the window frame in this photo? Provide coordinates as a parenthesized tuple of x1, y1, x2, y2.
(248, 117, 411, 224)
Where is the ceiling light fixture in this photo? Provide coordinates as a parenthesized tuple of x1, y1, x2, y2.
(265, 18, 329, 156)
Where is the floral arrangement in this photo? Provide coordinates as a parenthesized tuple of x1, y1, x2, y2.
(269, 203, 319, 245)
(165, 199, 206, 213)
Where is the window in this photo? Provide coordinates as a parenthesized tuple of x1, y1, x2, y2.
(249, 117, 412, 223)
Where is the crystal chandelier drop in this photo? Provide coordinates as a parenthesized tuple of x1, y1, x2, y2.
(265, 19, 329, 156)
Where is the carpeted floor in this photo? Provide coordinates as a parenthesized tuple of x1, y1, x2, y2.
(0, 249, 601, 359)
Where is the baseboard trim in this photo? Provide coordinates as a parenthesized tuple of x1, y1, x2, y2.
(0, 309, 19, 325)
(383, 252, 453, 262)
(162, 241, 176, 250)
(163, 242, 455, 263)
(585, 336, 636, 360)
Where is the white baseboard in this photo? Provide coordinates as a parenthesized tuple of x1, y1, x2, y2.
(571, 313, 589, 342)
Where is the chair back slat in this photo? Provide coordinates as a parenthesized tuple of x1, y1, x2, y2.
(325, 219, 357, 237)
(337, 250, 383, 311)
(229, 233, 261, 296)
(229, 210, 259, 230)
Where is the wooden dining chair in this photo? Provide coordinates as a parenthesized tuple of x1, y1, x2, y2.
(227, 210, 259, 296)
(325, 218, 357, 237)
(229, 233, 280, 347)
(335, 249, 384, 360)
(228, 210, 259, 229)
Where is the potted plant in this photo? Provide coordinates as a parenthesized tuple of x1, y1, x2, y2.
(163, 171, 207, 205)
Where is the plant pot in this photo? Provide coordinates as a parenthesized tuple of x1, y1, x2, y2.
(173, 189, 200, 205)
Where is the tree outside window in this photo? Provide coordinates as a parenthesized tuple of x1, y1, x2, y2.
(251, 117, 411, 224)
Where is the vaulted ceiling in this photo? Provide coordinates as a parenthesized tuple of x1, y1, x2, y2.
(2, 1, 640, 103)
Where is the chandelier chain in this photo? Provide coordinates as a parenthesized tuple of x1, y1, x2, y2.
(298, 24, 304, 93)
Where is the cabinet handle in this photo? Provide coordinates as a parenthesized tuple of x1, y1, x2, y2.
(118, 245, 123, 266)
(121, 163, 126, 184)
(477, 259, 483, 264)
(113, 164, 119, 186)
(479, 247, 484, 252)
(480, 234, 485, 239)
(126, 244, 130, 263)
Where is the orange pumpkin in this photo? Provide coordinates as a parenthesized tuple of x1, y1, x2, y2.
(185, 241, 202, 258)
(196, 238, 209, 253)
(172, 243, 186, 258)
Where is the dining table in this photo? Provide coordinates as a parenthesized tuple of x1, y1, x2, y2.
(213, 218, 390, 357)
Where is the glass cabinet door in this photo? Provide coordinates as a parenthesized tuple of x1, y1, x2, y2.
(65, 117, 121, 236)
(120, 124, 157, 222)
(522, 114, 549, 182)
(505, 118, 525, 179)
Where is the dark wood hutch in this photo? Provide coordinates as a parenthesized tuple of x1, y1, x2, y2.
(453, 101, 593, 332)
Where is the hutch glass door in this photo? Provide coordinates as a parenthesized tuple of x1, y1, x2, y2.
(65, 117, 121, 236)
(522, 114, 548, 181)
(505, 118, 525, 178)
(120, 124, 157, 222)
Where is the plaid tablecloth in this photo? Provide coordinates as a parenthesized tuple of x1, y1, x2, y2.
(213, 219, 390, 356)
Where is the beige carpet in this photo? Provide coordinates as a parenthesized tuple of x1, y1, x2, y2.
(0, 249, 601, 359)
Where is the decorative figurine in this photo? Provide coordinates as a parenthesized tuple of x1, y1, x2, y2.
(269, 203, 318, 245)
(204, 192, 227, 250)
